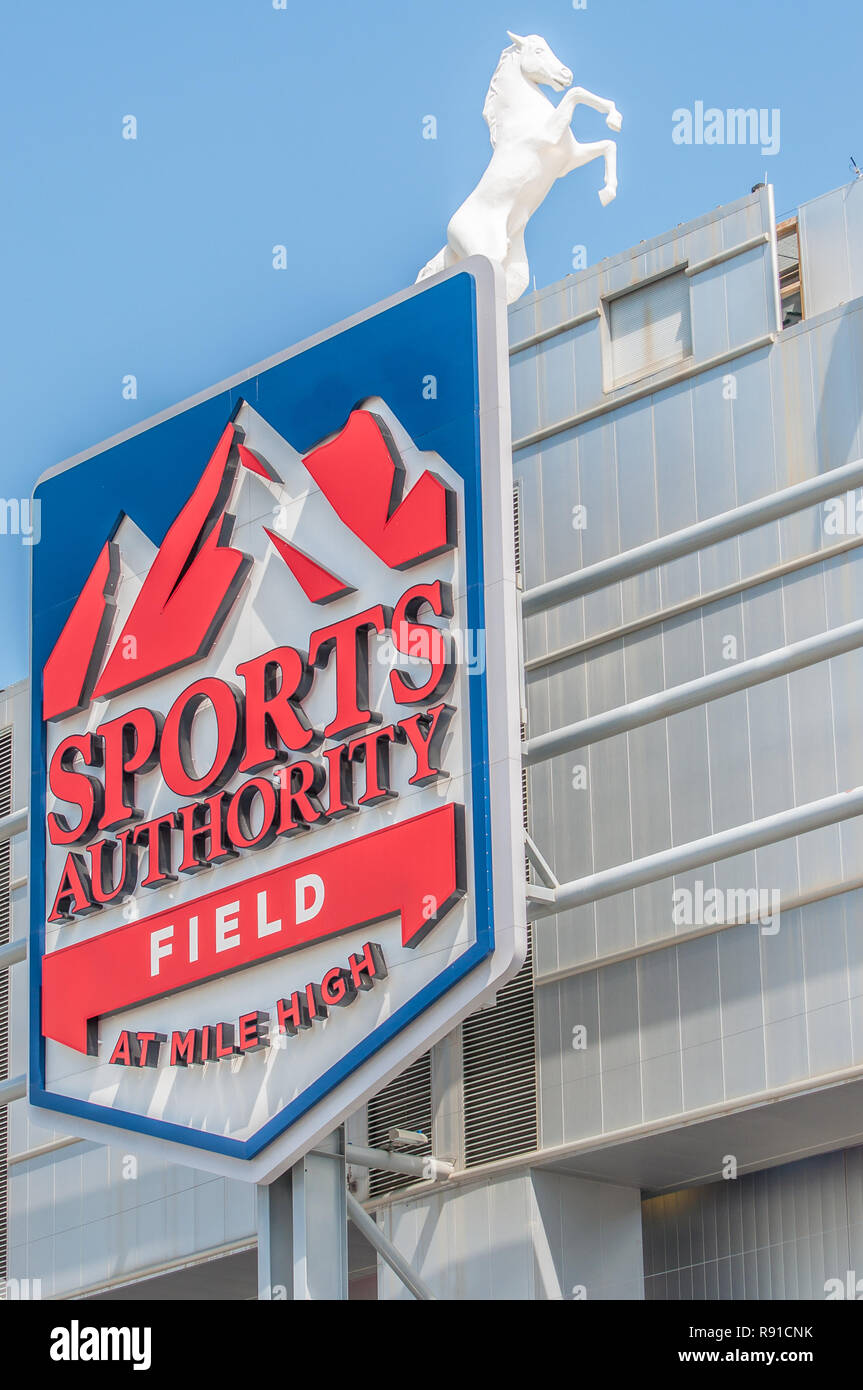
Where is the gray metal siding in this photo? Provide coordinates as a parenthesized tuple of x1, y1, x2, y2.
(516, 185, 863, 1162)
(539, 891, 863, 1148)
(798, 179, 863, 321)
(522, 320, 863, 979)
(377, 1167, 643, 1300)
(644, 1145, 863, 1299)
(9, 1142, 256, 1297)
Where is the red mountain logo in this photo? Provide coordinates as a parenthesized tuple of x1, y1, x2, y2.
(43, 404, 457, 722)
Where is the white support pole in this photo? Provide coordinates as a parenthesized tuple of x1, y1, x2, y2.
(524, 833, 559, 889)
(0, 939, 26, 972)
(521, 454, 863, 617)
(523, 616, 863, 766)
(529, 784, 863, 919)
(256, 1130, 348, 1300)
(339, 1142, 453, 1181)
(0, 809, 27, 846)
(0, 1076, 25, 1107)
(345, 1191, 436, 1301)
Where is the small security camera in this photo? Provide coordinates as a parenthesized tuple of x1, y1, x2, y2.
(387, 1128, 428, 1149)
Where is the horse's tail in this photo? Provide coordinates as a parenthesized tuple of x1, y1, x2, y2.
(416, 247, 448, 284)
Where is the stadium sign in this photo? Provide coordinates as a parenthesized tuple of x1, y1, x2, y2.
(28, 259, 525, 1182)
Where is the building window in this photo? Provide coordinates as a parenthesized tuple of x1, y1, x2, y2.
(776, 217, 804, 328)
(607, 271, 692, 389)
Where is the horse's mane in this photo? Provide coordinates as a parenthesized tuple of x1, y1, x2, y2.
(482, 45, 519, 148)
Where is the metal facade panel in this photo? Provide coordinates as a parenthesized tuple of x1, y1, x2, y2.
(376, 1167, 643, 1300)
(794, 180, 850, 316)
(8, 1149, 256, 1297)
(732, 355, 780, 578)
(578, 420, 623, 635)
(644, 1146, 857, 1300)
(653, 386, 700, 608)
(691, 375, 741, 594)
(689, 262, 729, 361)
(724, 245, 773, 346)
(519, 208, 863, 1172)
(615, 403, 661, 623)
(537, 435, 586, 654)
(571, 320, 604, 413)
(541, 1169, 644, 1299)
(539, 333, 577, 427)
(510, 346, 541, 445)
(809, 312, 863, 470)
(378, 1171, 530, 1300)
(638, 962, 683, 1122)
(524, 207, 863, 982)
(514, 452, 549, 663)
(846, 184, 863, 307)
(544, 887, 863, 1149)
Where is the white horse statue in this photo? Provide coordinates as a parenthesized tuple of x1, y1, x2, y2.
(417, 31, 622, 304)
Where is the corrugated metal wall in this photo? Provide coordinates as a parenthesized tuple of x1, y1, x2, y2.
(9, 1142, 257, 1296)
(538, 896, 863, 1143)
(799, 178, 863, 320)
(378, 1166, 643, 1300)
(643, 1145, 863, 1299)
(513, 182, 863, 1166)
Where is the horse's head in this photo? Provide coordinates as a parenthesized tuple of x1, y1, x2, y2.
(506, 31, 572, 92)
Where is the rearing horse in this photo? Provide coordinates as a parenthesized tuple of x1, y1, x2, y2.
(417, 32, 622, 303)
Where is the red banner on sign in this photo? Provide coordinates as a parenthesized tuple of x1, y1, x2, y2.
(42, 803, 465, 1055)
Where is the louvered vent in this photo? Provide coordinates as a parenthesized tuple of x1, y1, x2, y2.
(0, 725, 12, 1297)
(460, 477, 537, 1169)
(609, 271, 692, 388)
(366, 1051, 432, 1197)
(520, 719, 530, 881)
(462, 926, 537, 1167)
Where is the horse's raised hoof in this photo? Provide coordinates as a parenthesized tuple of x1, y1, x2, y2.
(598, 184, 617, 207)
(606, 109, 622, 133)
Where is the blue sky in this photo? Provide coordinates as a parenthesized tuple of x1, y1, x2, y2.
(1, 0, 858, 688)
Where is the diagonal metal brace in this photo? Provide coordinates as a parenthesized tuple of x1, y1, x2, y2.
(346, 1191, 436, 1301)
